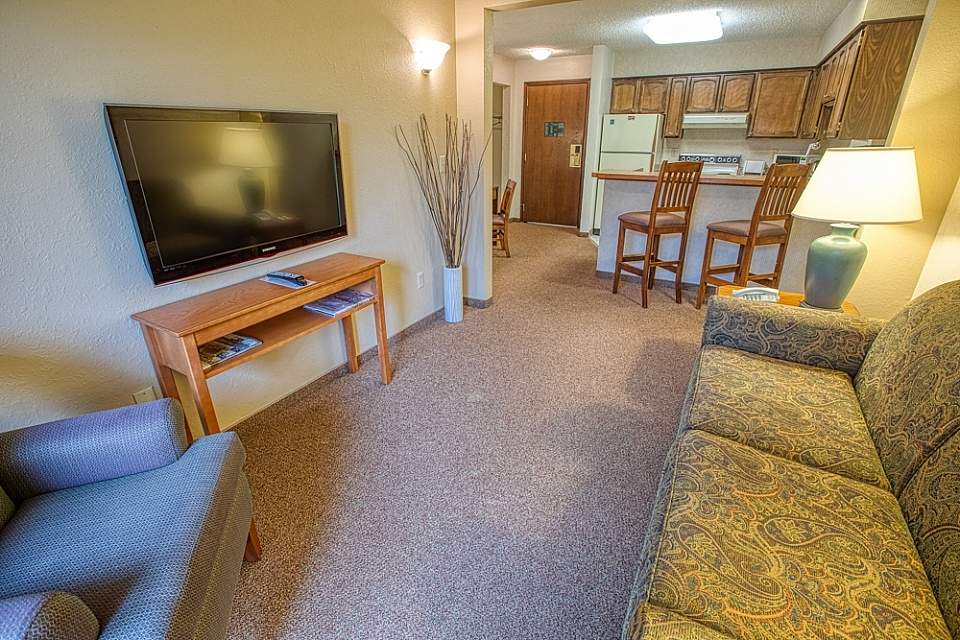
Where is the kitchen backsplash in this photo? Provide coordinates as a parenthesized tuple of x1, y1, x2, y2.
(660, 128, 811, 166)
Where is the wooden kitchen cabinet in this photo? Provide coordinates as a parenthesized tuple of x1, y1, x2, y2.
(838, 19, 922, 139)
(718, 73, 755, 112)
(611, 79, 639, 113)
(748, 70, 811, 137)
(608, 18, 921, 139)
(664, 76, 688, 138)
(824, 33, 863, 137)
(798, 69, 822, 138)
(685, 75, 720, 112)
(638, 77, 670, 113)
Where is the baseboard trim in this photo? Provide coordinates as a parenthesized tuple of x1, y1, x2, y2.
(465, 296, 493, 309)
(595, 270, 702, 291)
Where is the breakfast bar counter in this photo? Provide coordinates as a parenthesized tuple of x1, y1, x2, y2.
(592, 170, 827, 293)
(593, 170, 767, 187)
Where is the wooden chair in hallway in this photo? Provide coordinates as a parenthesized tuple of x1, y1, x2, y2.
(612, 161, 704, 308)
(493, 179, 516, 257)
(695, 163, 811, 308)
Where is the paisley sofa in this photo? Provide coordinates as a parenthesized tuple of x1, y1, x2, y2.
(624, 280, 960, 640)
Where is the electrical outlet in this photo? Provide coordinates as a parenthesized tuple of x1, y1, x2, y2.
(132, 386, 158, 404)
(416, 271, 424, 289)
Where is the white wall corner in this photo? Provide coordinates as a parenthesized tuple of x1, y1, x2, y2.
(579, 45, 612, 234)
(914, 176, 960, 297)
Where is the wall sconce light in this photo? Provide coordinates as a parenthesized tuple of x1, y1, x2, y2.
(412, 39, 450, 74)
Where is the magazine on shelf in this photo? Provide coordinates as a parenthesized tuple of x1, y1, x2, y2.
(303, 288, 374, 317)
(199, 334, 262, 371)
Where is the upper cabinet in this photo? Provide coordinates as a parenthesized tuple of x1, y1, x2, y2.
(718, 73, 755, 112)
(664, 77, 688, 138)
(748, 70, 812, 138)
(611, 79, 639, 114)
(798, 69, 822, 138)
(607, 16, 921, 140)
(638, 77, 671, 113)
(836, 19, 923, 139)
(685, 75, 721, 112)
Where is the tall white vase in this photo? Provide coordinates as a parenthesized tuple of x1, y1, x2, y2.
(443, 266, 464, 323)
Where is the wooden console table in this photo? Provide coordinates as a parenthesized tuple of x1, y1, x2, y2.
(133, 253, 392, 440)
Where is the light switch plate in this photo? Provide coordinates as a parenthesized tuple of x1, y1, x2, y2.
(132, 386, 158, 404)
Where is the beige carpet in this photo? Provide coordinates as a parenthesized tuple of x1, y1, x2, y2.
(228, 223, 706, 639)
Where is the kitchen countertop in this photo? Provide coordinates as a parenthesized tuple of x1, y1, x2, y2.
(592, 170, 765, 187)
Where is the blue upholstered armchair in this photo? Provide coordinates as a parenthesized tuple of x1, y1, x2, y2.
(0, 399, 254, 640)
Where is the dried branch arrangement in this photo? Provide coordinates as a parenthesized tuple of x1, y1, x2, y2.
(397, 114, 487, 268)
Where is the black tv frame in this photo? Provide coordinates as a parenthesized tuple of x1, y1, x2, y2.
(105, 105, 348, 285)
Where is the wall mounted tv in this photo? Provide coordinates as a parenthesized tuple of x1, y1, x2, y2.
(105, 105, 348, 285)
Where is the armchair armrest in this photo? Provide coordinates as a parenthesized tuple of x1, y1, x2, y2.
(701, 296, 884, 377)
(0, 398, 187, 503)
(0, 592, 99, 640)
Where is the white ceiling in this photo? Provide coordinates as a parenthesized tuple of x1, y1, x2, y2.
(493, 0, 850, 58)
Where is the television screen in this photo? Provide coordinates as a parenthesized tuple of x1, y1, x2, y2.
(105, 106, 348, 285)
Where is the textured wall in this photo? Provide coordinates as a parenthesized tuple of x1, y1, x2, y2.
(915, 177, 960, 295)
(0, 0, 456, 432)
(612, 36, 822, 78)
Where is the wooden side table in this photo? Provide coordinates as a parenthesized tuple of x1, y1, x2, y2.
(717, 285, 859, 315)
(133, 253, 392, 441)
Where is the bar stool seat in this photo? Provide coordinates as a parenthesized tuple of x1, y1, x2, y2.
(619, 211, 686, 230)
(612, 160, 704, 308)
(707, 219, 787, 239)
(492, 213, 506, 225)
(695, 163, 811, 309)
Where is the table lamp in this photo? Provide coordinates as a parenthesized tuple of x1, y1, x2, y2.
(791, 147, 922, 311)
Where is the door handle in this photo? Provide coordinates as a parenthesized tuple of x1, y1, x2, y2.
(569, 144, 583, 168)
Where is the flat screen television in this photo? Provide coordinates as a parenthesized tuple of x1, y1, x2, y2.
(105, 105, 348, 285)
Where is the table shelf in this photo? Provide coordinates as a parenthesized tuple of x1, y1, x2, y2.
(202, 300, 375, 378)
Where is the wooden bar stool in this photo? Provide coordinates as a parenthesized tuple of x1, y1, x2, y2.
(493, 179, 516, 257)
(612, 161, 704, 308)
(695, 163, 810, 308)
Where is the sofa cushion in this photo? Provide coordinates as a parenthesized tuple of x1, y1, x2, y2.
(627, 430, 950, 640)
(855, 280, 960, 495)
(899, 429, 960, 638)
(683, 345, 888, 489)
(0, 433, 250, 640)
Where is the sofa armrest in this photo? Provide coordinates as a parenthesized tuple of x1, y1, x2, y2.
(0, 592, 99, 640)
(701, 296, 884, 377)
(0, 398, 188, 503)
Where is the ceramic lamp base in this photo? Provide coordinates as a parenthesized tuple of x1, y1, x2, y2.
(802, 223, 867, 311)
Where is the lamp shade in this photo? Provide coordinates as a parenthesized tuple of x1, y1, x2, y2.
(792, 147, 922, 225)
(220, 127, 274, 168)
(412, 39, 450, 73)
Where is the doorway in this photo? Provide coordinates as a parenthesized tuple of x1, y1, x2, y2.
(520, 79, 589, 226)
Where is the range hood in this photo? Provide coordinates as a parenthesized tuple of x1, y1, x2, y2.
(682, 113, 749, 129)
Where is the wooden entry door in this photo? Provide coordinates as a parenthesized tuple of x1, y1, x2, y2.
(521, 80, 589, 226)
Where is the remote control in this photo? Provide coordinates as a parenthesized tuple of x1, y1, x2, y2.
(267, 271, 308, 287)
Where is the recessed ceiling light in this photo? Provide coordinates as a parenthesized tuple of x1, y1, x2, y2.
(528, 47, 554, 61)
(643, 10, 723, 45)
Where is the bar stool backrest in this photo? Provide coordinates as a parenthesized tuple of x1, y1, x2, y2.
(649, 160, 704, 228)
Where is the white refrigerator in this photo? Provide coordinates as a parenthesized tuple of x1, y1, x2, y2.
(592, 113, 662, 234)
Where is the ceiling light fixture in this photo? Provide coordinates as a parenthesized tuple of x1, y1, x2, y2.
(643, 10, 723, 45)
(528, 47, 554, 61)
(412, 39, 450, 74)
